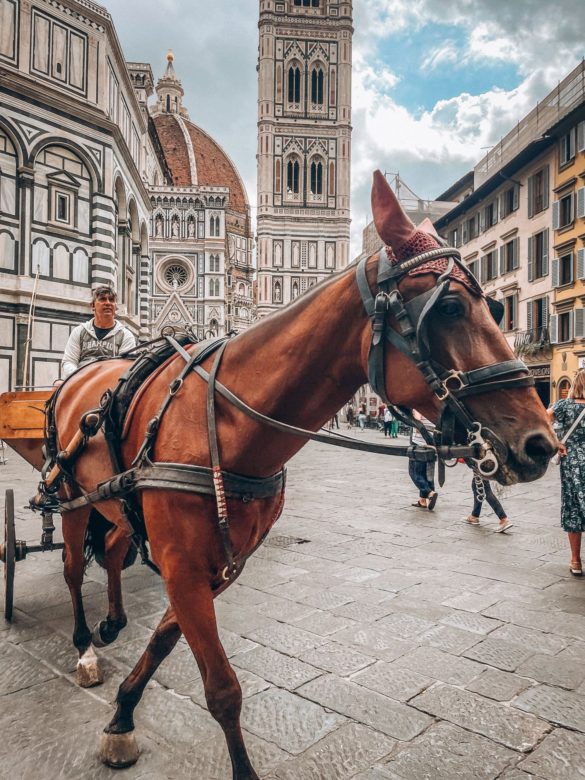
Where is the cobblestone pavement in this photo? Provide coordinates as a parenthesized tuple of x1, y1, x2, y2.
(1, 431, 584, 779)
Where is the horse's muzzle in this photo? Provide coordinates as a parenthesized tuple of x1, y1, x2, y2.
(503, 428, 557, 483)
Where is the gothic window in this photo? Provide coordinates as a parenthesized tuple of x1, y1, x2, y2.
(310, 160, 323, 195)
(287, 65, 301, 104)
(287, 159, 300, 194)
(166, 95, 170, 112)
(215, 216, 220, 235)
(210, 215, 216, 237)
(311, 67, 324, 105)
(330, 67, 336, 105)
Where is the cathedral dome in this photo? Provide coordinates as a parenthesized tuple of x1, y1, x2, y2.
(152, 53, 248, 214)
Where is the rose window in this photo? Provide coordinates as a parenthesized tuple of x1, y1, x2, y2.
(164, 263, 189, 289)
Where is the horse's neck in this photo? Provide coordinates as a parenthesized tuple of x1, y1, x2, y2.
(224, 267, 368, 431)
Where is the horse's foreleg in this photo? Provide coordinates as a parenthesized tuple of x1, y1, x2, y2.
(100, 605, 181, 768)
(92, 525, 131, 647)
(168, 575, 259, 780)
(62, 508, 103, 687)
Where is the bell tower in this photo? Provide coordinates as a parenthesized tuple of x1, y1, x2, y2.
(257, 0, 353, 316)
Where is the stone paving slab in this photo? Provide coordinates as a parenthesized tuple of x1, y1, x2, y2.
(383, 721, 518, 779)
(240, 687, 346, 754)
(514, 684, 585, 732)
(518, 728, 585, 779)
(232, 644, 323, 690)
(270, 723, 396, 780)
(298, 674, 432, 741)
(411, 683, 550, 751)
(465, 667, 535, 702)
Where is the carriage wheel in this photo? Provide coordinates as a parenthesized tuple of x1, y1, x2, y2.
(3, 490, 15, 621)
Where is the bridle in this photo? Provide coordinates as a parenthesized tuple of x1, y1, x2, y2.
(356, 244, 535, 477)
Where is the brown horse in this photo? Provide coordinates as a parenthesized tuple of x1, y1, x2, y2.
(52, 171, 556, 778)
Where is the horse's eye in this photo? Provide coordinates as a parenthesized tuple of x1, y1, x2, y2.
(437, 298, 464, 319)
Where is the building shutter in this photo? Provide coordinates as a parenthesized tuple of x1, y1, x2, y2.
(569, 128, 576, 159)
(578, 121, 585, 153)
(527, 175, 534, 219)
(569, 311, 574, 342)
(499, 192, 506, 218)
(462, 222, 468, 243)
(491, 251, 498, 279)
(512, 237, 520, 270)
(543, 296, 549, 329)
(475, 213, 481, 236)
(499, 245, 506, 275)
(543, 165, 550, 210)
(577, 187, 585, 219)
(527, 236, 534, 282)
(552, 201, 560, 230)
(577, 248, 585, 280)
(480, 255, 487, 284)
(526, 300, 533, 333)
(513, 183, 520, 212)
(549, 314, 558, 344)
(552, 258, 560, 288)
(479, 210, 485, 233)
(542, 229, 549, 276)
(575, 309, 585, 340)
(569, 252, 574, 284)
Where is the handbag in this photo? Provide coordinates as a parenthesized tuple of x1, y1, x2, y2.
(551, 404, 585, 465)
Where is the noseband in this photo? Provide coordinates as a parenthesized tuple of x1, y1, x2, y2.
(356, 245, 535, 477)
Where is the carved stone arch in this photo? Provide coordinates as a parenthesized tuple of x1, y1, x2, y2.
(113, 174, 128, 221)
(152, 206, 165, 219)
(140, 221, 149, 255)
(30, 136, 101, 191)
(127, 197, 141, 243)
(0, 117, 26, 168)
(168, 207, 181, 219)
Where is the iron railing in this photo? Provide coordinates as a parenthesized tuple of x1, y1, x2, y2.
(514, 327, 550, 353)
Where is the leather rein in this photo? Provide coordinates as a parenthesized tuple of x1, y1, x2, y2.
(356, 244, 534, 477)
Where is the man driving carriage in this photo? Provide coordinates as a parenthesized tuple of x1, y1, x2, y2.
(61, 286, 136, 378)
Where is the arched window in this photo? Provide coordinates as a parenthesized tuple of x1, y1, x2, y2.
(215, 216, 220, 235)
(287, 159, 300, 194)
(310, 160, 323, 195)
(311, 67, 324, 105)
(287, 65, 300, 103)
(210, 215, 216, 237)
(166, 95, 170, 112)
(558, 378, 571, 399)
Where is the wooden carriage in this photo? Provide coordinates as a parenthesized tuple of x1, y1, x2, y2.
(0, 390, 60, 620)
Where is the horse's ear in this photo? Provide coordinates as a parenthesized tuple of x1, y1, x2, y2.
(371, 170, 416, 250)
(417, 217, 441, 240)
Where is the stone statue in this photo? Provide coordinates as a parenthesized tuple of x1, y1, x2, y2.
(187, 220, 195, 238)
(172, 218, 180, 238)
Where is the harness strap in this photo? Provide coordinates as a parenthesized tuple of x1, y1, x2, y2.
(206, 342, 239, 580)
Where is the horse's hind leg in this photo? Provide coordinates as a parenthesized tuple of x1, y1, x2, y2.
(100, 605, 181, 768)
(92, 524, 132, 648)
(61, 508, 103, 687)
(168, 577, 258, 780)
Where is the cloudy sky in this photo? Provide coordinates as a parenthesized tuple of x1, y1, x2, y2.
(107, 0, 585, 256)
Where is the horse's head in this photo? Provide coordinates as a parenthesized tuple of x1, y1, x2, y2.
(365, 170, 556, 484)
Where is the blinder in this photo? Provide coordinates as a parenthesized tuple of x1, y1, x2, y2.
(357, 244, 534, 478)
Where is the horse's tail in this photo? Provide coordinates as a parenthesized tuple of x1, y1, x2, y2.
(84, 510, 138, 571)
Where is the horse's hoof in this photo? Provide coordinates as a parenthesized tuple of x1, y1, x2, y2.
(99, 731, 140, 768)
(76, 646, 104, 688)
(91, 621, 108, 649)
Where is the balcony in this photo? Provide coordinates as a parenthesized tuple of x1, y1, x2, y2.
(514, 327, 551, 359)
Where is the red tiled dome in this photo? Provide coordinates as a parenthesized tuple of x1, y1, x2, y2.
(153, 114, 248, 214)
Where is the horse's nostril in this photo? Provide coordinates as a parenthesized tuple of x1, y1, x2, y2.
(524, 432, 556, 462)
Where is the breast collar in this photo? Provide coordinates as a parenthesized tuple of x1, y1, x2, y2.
(356, 244, 535, 477)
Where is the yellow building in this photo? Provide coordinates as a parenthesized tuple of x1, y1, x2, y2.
(550, 107, 585, 399)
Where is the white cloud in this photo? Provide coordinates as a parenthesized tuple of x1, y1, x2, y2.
(420, 42, 459, 72)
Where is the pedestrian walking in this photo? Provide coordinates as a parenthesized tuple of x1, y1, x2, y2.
(465, 472, 512, 532)
(357, 403, 367, 431)
(547, 368, 585, 576)
(383, 406, 393, 437)
(408, 411, 437, 510)
(346, 404, 355, 429)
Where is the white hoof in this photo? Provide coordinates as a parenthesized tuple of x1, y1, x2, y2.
(76, 645, 104, 688)
(99, 731, 140, 768)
